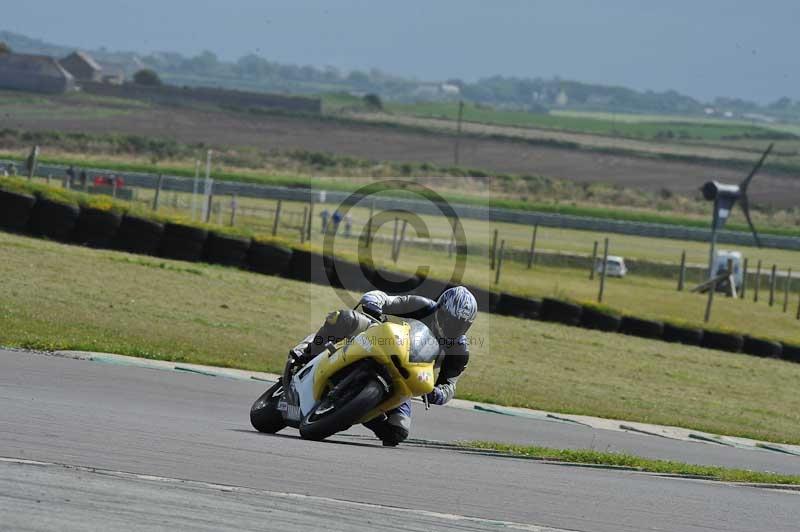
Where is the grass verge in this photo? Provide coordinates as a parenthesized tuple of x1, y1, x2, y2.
(462, 441, 800, 485)
(2, 231, 800, 444)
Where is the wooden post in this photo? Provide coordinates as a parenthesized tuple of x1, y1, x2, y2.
(229, 195, 238, 227)
(271, 199, 282, 236)
(598, 238, 609, 303)
(26, 145, 38, 180)
(454, 100, 464, 166)
(364, 201, 375, 248)
(490, 229, 498, 270)
(796, 291, 800, 320)
(300, 206, 308, 243)
(527, 225, 538, 269)
(784, 268, 792, 313)
(754, 260, 762, 302)
(589, 241, 598, 280)
(704, 280, 715, 323)
(740, 257, 748, 299)
(111, 177, 118, 199)
(205, 189, 214, 223)
(394, 220, 408, 263)
(191, 160, 200, 220)
(306, 201, 314, 241)
(495, 240, 505, 285)
(152, 174, 164, 211)
(391, 217, 399, 260)
(769, 264, 777, 307)
(677, 250, 686, 291)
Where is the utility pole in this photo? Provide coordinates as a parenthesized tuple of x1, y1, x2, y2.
(454, 100, 464, 166)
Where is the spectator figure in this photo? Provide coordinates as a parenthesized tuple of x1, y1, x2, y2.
(320, 208, 330, 233)
(344, 214, 353, 238)
(66, 166, 76, 186)
(331, 210, 343, 234)
(79, 170, 88, 189)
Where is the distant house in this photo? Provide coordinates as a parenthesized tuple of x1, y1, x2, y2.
(98, 62, 126, 85)
(60, 51, 102, 82)
(0, 53, 75, 93)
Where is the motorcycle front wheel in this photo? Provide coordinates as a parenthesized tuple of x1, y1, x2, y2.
(250, 381, 287, 433)
(299, 378, 384, 441)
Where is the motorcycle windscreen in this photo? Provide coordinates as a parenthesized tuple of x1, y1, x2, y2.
(407, 319, 442, 364)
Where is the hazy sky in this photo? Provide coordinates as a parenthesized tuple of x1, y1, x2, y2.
(4, 1, 797, 103)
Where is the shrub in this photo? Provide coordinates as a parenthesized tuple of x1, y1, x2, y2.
(133, 69, 163, 86)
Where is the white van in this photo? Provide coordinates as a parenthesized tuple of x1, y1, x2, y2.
(712, 250, 743, 291)
(596, 255, 628, 278)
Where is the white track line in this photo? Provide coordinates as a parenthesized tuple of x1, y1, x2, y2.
(0, 456, 577, 531)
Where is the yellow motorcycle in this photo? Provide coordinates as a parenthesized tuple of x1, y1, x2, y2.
(250, 316, 439, 441)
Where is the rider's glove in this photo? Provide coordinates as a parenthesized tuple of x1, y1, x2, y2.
(425, 386, 446, 406)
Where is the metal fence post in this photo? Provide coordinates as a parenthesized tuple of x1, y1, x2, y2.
(490, 229, 498, 270)
(589, 241, 598, 280)
(152, 174, 163, 211)
(769, 264, 777, 307)
(495, 240, 505, 285)
(784, 268, 792, 312)
(271, 199, 282, 236)
(527, 225, 538, 269)
(598, 238, 609, 303)
(740, 257, 748, 299)
(754, 260, 762, 302)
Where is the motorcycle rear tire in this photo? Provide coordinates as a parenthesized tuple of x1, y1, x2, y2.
(250, 381, 287, 434)
(299, 379, 384, 442)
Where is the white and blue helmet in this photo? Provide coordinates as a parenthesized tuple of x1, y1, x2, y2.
(434, 286, 477, 338)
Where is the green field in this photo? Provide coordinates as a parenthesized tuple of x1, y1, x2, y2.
(5, 145, 800, 238)
(2, 230, 800, 444)
(386, 101, 793, 142)
(5, 175, 799, 347)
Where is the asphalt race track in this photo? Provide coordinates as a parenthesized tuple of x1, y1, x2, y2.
(1, 349, 799, 531)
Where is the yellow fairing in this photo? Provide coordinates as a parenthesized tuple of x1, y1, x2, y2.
(311, 321, 436, 422)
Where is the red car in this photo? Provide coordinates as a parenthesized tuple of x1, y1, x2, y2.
(93, 175, 125, 188)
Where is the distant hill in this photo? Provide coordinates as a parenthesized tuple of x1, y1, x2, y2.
(2, 29, 798, 121)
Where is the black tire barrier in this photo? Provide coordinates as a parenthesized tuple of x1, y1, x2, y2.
(496, 293, 542, 319)
(285, 249, 329, 285)
(114, 215, 164, 255)
(701, 330, 744, 353)
(540, 298, 583, 326)
(158, 223, 208, 262)
(579, 306, 621, 333)
(371, 268, 422, 295)
(27, 197, 80, 241)
(465, 284, 500, 314)
(0, 189, 36, 232)
(325, 257, 377, 292)
(781, 343, 800, 363)
(662, 323, 704, 346)
(73, 208, 122, 248)
(742, 336, 783, 359)
(204, 231, 251, 267)
(247, 240, 293, 276)
(619, 316, 664, 339)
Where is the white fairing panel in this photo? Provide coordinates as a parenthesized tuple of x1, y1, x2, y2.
(293, 355, 324, 416)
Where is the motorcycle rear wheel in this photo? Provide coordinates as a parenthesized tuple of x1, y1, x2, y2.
(250, 381, 287, 433)
(299, 378, 384, 441)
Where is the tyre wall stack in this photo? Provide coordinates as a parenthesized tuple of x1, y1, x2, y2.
(0, 183, 796, 364)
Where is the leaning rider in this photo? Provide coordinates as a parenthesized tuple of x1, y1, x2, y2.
(291, 286, 478, 446)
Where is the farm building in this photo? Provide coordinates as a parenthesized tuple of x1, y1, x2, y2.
(60, 51, 102, 82)
(0, 53, 76, 93)
(98, 62, 126, 84)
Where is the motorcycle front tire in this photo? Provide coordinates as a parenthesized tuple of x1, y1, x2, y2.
(250, 381, 287, 434)
(299, 378, 384, 441)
